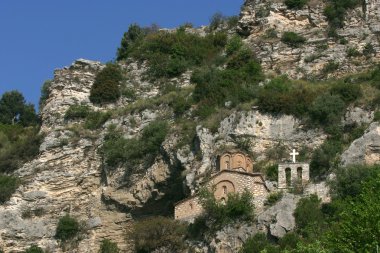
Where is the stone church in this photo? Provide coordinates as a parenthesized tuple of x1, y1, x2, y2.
(174, 150, 310, 222)
(175, 151, 269, 221)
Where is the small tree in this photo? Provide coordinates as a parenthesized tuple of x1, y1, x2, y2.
(89, 64, 122, 104)
(55, 214, 80, 242)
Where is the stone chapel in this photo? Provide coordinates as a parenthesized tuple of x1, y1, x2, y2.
(174, 151, 269, 222)
(174, 150, 310, 222)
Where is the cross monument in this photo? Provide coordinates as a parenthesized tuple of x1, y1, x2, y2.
(290, 149, 299, 163)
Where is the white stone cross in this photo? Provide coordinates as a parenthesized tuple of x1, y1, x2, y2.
(290, 149, 299, 163)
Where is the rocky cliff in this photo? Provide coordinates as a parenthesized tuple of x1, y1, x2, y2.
(1, 0, 380, 251)
(239, 0, 380, 78)
(0, 57, 332, 252)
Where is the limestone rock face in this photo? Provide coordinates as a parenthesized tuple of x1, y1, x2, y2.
(257, 193, 300, 238)
(238, 0, 380, 78)
(183, 110, 326, 193)
(341, 122, 380, 166)
(209, 224, 258, 253)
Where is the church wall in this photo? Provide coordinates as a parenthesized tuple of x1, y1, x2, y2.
(174, 196, 204, 222)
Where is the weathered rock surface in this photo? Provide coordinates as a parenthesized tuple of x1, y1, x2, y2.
(239, 0, 380, 78)
(341, 122, 380, 166)
(257, 193, 300, 238)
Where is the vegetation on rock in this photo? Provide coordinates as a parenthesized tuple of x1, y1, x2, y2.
(24, 245, 44, 253)
(0, 174, 20, 204)
(102, 120, 168, 168)
(55, 214, 80, 242)
(89, 63, 122, 104)
(130, 216, 186, 253)
(284, 0, 308, 9)
(281, 32, 306, 48)
(99, 239, 120, 253)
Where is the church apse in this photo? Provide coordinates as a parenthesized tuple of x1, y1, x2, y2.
(219, 152, 253, 173)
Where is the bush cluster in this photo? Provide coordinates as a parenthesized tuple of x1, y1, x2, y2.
(284, 0, 308, 9)
(195, 189, 255, 231)
(55, 214, 80, 242)
(99, 239, 120, 253)
(101, 121, 168, 168)
(64, 104, 91, 120)
(25, 245, 44, 253)
(64, 104, 110, 130)
(89, 63, 122, 104)
(192, 48, 263, 117)
(281, 32, 306, 47)
(0, 174, 20, 204)
(130, 216, 186, 253)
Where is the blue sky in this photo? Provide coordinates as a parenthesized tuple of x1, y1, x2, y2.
(0, 1, 243, 110)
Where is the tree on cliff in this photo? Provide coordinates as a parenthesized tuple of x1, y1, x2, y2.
(0, 90, 38, 126)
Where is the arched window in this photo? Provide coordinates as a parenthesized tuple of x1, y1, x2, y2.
(189, 203, 193, 210)
(285, 168, 291, 187)
(222, 185, 227, 195)
(225, 161, 230, 170)
(297, 167, 302, 180)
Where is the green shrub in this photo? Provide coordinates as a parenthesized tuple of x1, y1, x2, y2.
(192, 49, 262, 109)
(264, 191, 283, 206)
(25, 245, 44, 253)
(285, 0, 308, 9)
(0, 125, 42, 173)
(321, 60, 339, 75)
(309, 94, 345, 125)
(64, 104, 91, 120)
(331, 165, 377, 200)
(363, 43, 375, 57)
(226, 15, 239, 29)
(89, 63, 122, 104)
(330, 81, 362, 103)
(346, 47, 361, 57)
(0, 174, 20, 204)
(310, 139, 343, 178)
(131, 216, 186, 253)
(102, 121, 168, 168)
(131, 30, 227, 78)
(374, 110, 380, 121)
(281, 32, 306, 47)
(187, 215, 208, 240)
(279, 232, 301, 250)
(226, 35, 243, 56)
(325, 166, 380, 252)
(257, 77, 315, 117)
(55, 214, 80, 241)
(240, 233, 279, 253)
(198, 188, 254, 230)
(99, 239, 120, 253)
(84, 111, 110, 130)
(294, 195, 324, 238)
(265, 164, 279, 181)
